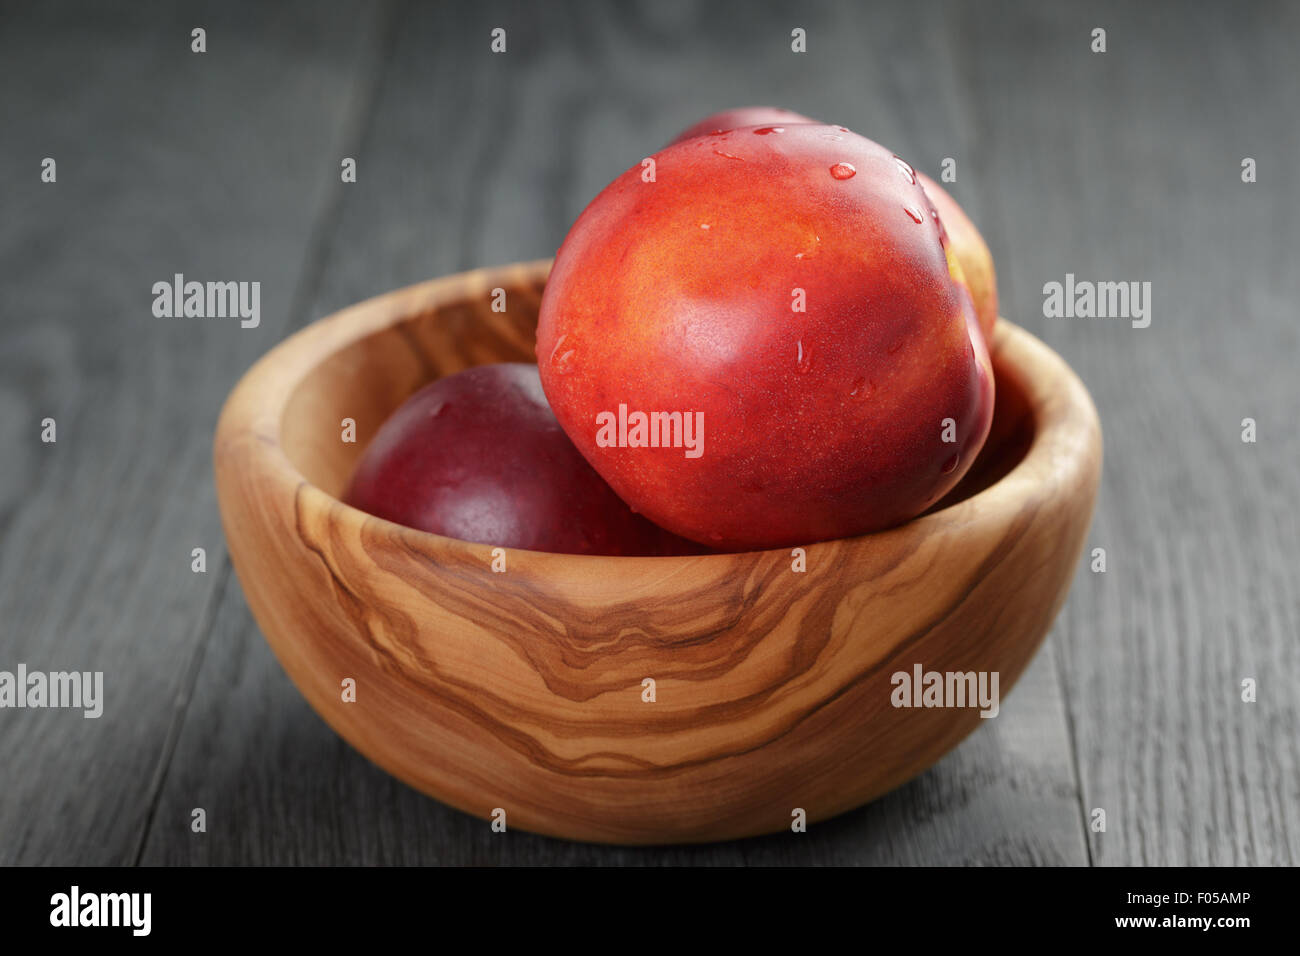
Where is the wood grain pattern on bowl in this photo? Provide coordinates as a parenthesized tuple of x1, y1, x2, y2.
(214, 259, 1102, 845)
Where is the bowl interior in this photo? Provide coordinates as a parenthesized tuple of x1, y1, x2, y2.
(280, 276, 1033, 527)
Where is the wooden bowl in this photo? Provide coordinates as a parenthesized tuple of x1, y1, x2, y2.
(214, 259, 1102, 845)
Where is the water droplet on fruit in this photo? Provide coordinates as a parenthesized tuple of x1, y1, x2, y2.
(549, 335, 575, 374)
(904, 205, 925, 224)
(714, 148, 745, 161)
(700, 222, 711, 230)
(849, 378, 874, 398)
(834, 125, 850, 133)
(753, 126, 784, 134)
(796, 340, 812, 373)
(893, 155, 917, 183)
(931, 206, 950, 244)
(819, 132, 845, 141)
(829, 162, 856, 180)
(941, 452, 960, 474)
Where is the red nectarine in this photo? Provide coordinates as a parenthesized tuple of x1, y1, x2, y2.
(538, 124, 994, 550)
(916, 171, 998, 340)
(672, 108, 1000, 340)
(671, 106, 818, 144)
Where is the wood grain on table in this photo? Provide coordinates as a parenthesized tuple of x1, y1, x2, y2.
(0, 0, 1294, 865)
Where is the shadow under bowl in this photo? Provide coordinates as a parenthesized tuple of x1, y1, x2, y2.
(214, 259, 1102, 845)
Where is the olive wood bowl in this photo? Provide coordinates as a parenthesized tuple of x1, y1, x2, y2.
(214, 259, 1102, 845)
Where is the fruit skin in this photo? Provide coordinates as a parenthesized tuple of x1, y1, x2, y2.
(537, 124, 994, 551)
(671, 106, 819, 144)
(343, 363, 701, 556)
(916, 171, 998, 340)
(673, 108, 999, 340)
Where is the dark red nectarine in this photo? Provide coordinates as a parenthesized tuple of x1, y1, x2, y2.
(343, 363, 700, 556)
(537, 124, 994, 550)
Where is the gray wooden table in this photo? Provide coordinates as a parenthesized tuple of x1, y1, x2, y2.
(1, 0, 1295, 865)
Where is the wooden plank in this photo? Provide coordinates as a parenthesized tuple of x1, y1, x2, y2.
(0, 0, 389, 864)
(142, 0, 1086, 863)
(956, 0, 1300, 864)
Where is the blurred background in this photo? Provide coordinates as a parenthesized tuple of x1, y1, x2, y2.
(0, 0, 1296, 864)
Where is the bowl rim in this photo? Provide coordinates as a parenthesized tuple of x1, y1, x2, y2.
(216, 258, 1102, 567)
